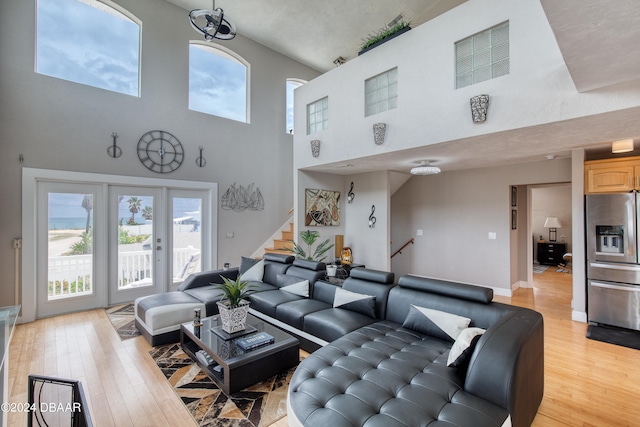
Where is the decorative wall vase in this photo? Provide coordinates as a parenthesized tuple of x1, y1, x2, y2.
(310, 140, 321, 157)
(216, 300, 250, 334)
(470, 94, 490, 123)
(373, 123, 386, 145)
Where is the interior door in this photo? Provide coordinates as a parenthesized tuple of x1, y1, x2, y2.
(36, 181, 106, 318)
(109, 187, 164, 304)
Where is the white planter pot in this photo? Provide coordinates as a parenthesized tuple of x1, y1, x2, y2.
(216, 300, 250, 334)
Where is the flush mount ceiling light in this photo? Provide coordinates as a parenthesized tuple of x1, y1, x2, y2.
(411, 160, 441, 175)
(611, 139, 634, 153)
(189, 2, 236, 41)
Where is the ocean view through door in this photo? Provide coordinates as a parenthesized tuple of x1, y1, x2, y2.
(24, 169, 217, 321)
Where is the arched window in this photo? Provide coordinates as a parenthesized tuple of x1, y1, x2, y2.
(36, 0, 141, 97)
(189, 42, 249, 123)
(286, 79, 305, 134)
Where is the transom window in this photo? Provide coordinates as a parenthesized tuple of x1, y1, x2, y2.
(36, 0, 141, 97)
(365, 67, 398, 117)
(455, 21, 509, 89)
(307, 97, 328, 135)
(189, 43, 249, 123)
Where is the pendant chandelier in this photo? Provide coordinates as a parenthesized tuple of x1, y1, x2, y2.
(189, 2, 236, 41)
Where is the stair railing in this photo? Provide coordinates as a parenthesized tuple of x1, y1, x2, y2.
(391, 238, 414, 259)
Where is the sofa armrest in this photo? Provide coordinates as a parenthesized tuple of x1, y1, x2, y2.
(177, 267, 239, 291)
(464, 309, 544, 427)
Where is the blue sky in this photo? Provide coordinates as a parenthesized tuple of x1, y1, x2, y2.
(36, 0, 247, 122)
(36, 0, 140, 96)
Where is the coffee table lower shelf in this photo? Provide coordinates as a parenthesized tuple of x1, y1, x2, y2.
(180, 315, 299, 395)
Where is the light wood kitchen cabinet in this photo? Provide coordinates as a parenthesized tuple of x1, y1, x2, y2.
(584, 157, 640, 194)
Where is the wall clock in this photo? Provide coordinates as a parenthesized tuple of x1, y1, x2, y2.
(137, 130, 184, 173)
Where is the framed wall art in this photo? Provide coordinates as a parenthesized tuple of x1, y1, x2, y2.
(305, 189, 340, 226)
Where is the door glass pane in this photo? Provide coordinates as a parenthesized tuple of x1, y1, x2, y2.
(117, 195, 154, 289)
(173, 197, 202, 283)
(47, 193, 94, 300)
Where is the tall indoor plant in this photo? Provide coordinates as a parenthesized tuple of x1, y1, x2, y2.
(214, 276, 255, 334)
(291, 230, 334, 262)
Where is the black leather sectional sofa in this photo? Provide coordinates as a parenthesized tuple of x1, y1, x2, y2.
(134, 253, 544, 427)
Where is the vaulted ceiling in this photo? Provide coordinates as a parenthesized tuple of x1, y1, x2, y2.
(167, 0, 640, 174)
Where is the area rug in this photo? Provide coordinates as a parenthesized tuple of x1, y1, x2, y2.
(149, 343, 297, 427)
(105, 303, 141, 340)
(533, 265, 548, 274)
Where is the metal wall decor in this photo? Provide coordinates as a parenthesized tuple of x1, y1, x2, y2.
(310, 140, 321, 157)
(107, 132, 122, 158)
(137, 130, 184, 173)
(373, 123, 386, 145)
(369, 205, 376, 228)
(347, 182, 355, 203)
(305, 189, 340, 226)
(470, 94, 490, 123)
(196, 146, 207, 167)
(221, 183, 264, 211)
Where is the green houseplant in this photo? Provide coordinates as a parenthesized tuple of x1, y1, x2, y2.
(214, 276, 256, 334)
(359, 20, 411, 55)
(291, 230, 334, 262)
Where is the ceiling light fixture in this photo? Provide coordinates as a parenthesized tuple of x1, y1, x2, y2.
(612, 139, 634, 153)
(189, 2, 236, 41)
(411, 160, 441, 175)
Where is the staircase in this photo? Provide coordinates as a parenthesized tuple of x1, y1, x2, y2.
(264, 222, 294, 255)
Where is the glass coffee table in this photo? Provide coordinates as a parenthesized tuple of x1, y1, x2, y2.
(180, 313, 299, 394)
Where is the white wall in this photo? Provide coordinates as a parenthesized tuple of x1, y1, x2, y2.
(391, 159, 572, 294)
(292, 0, 640, 172)
(0, 0, 320, 307)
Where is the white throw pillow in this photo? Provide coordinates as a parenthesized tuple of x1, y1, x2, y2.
(239, 259, 264, 282)
(447, 327, 486, 367)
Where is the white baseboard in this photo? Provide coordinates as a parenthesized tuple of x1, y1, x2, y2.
(572, 311, 587, 323)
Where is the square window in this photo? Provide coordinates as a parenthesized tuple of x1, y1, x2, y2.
(364, 67, 398, 117)
(307, 97, 328, 135)
(455, 21, 509, 88)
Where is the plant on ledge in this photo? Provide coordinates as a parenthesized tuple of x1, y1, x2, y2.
(359, 20, 411, 54)
(291, 230, 334, 262)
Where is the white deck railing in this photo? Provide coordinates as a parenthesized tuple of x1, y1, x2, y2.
(48, 247, 199, 298)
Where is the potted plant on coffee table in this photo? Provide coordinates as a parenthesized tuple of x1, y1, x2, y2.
(214, 276, 255, 334)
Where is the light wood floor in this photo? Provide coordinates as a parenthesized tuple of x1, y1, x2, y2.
(7, 269, 640, 426)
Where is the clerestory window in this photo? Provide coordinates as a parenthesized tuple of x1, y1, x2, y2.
(286, 79, 305, 134)
(36, 0, 141, 97)
(455, 21, 510, 89)
(189, 42, 249, 123)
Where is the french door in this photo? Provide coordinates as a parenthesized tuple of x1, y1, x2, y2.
(36, 182, 106, 318)
(26, 169, 216, 320)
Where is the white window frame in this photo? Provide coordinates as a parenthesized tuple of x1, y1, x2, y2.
(35, 0, 142, 97)
(188, 41, 251, 123)
(286, 78, 306, 134)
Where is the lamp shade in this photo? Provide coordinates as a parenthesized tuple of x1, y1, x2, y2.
(544, 217, 562, 228)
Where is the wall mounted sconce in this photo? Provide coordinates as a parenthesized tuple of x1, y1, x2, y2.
(369, 205, 376, 228)
(195, 146, 207, 167)
(373, 123, 386, 145)
(612, 139, 634, 153)
(347, 182, 355, 203)
(310, 140, 321, 157)
(470, 94, 489, 123)
(107, 132, 122, 158)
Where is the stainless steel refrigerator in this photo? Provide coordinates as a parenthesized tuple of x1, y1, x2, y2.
(586, 193, 640, 331)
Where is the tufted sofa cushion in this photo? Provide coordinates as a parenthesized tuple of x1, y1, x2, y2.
(289, 321, 510, 427)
